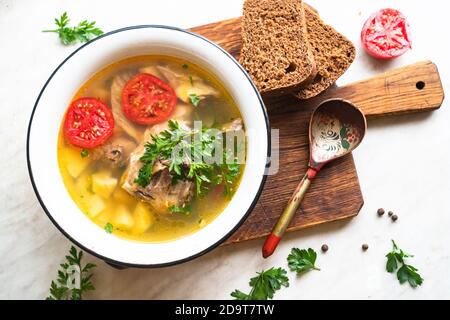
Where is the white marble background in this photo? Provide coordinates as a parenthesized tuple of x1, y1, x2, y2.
(1, 0, 449, 299)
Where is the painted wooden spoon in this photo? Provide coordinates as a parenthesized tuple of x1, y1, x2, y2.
(262, 99, 367, 258)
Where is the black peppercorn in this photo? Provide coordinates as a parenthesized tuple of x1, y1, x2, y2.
(377, 208, 385, 216)
(321, 244, 329, 252)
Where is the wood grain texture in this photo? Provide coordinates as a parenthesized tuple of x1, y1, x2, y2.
(311, 61, 445, 117)
(191, 18, 243, 59)
(224, 96, 364, 244)
(189, 18, 444, 245)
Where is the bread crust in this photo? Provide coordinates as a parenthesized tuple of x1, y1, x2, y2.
(295, 6, 356, 99)
(239, 0, 317, 96)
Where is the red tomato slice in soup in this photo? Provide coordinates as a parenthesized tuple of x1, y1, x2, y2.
(121, 73, 176, 125)
(361, 8, 412, 59)
(64, 97, 114, 148)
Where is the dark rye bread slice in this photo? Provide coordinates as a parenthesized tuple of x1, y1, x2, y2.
(239, 0, 316, 96)
(296, 6, 356, 99)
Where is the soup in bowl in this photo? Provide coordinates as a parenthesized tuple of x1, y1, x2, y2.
(28, 26, 269, 267)
(58, 55, 246, 242)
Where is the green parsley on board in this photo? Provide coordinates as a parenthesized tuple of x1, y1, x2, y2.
(386, 240, 423, 288)
(47, 246, 96, 300)
(231, 267, 289, 300)
(43, 12, 103, 45)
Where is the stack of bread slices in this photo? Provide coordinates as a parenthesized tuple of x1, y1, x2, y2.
(239, 0, 355, 99)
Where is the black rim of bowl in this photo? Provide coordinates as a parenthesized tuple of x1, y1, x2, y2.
(26, 25, 271, 268)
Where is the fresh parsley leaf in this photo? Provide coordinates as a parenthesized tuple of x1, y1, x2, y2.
(104, 222, 113, 234)
(386, 240, 413, 272)
(43, 12, 103, 45)
(231, 267, 289, 300)
(189, 75, 194, 86)
(46, 246, 96, 300)
(182, 64, 189, 69)
(188, 93, 201, 107)
(219, 154, 241, 196)
(169, 204, 191, 215)
(287, 248, 320, 274)
(385, 240, 423, 288)
(230, 290, 250, 300)
(386, 252, 398, 273)
(135, 120, 241, 198)
(397, 264, 423, 288)
(80, 149, 89, 158)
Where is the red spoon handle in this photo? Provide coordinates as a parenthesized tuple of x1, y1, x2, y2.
(262, 167, 318, 258)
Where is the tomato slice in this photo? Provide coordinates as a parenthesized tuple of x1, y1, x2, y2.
(64, 98, 114, 148)
(361, 8, 412, 59)
(121, 73, 176, 125)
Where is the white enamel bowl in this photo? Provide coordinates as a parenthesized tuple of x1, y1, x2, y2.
(27, 26, 270, 267)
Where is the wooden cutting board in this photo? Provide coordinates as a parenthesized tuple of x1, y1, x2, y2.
(190, 18, 445, 245)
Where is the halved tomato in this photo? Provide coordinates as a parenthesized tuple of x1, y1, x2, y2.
(64, 97, 114, 148)
(361, 8, 412, 59)
(121, 73, 176, 125)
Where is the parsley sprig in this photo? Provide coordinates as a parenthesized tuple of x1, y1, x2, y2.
(135, 120, 241, 197)
(189, 93, 200, 106)
(43, 12, 103, 45)
(231, 267, 289, 300)
(104, 222, 114, 234)
(169, 204, 191, 215)
(80, 149, 89, 158)
(287, 248, 320, 274)
(386, 240, 423, 288)
(46, 246, 96, 300)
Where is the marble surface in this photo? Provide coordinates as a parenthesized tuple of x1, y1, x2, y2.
(1, 0, 449, 299)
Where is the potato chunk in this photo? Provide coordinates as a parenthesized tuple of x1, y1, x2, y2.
(112, 205, 134, 230)
(132, 202, 154, 234)
(92, 171, 118, 198)
(63, 148, 90, 178)
(86, 194, 106, 218)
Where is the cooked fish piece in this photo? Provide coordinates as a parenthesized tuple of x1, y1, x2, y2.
(221, 118, 243, 132)
(172, 102, 194, 125)
(92, 135, 137, 168)
(131, 168, 194, 214)
(139, 65, 164, 79)
(110, 71, 144, 142)
(121, 122, 194, 214)
(156, 65, 219, 103)
(221, 118, 245, 163)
